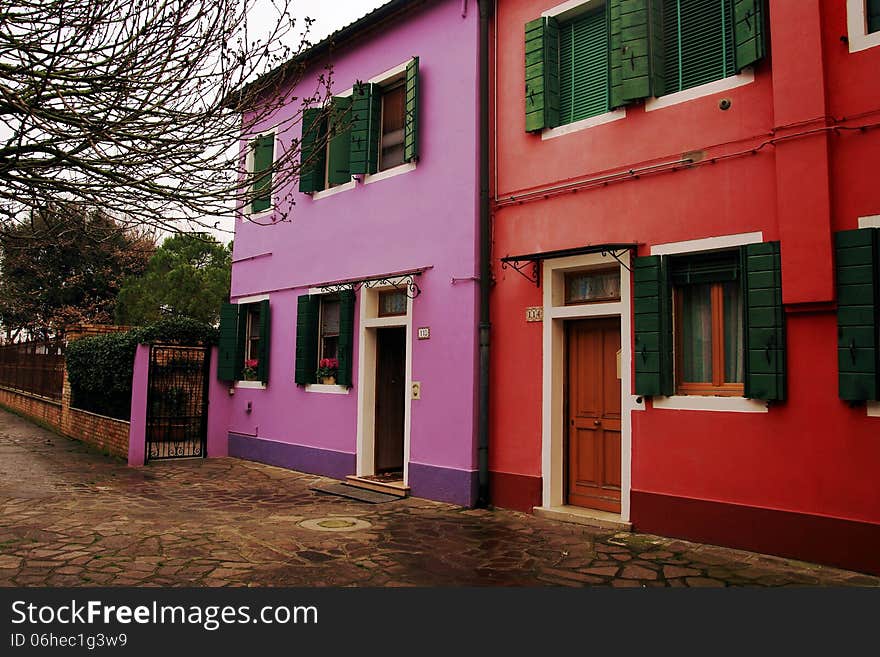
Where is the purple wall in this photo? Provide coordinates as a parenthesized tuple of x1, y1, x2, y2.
(224, 0, 481, 502)
(127, 344, 150, 466)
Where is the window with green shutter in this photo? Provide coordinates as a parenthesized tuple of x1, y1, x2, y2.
(299, 107, 327, 194)
(296, 292, 356, 388)
(325, 97, 352, 187)
(217, 300, 271, 383)
(869, 0, 880, 34)
(250, 133, 274, 214)
(558, 7, 610, 125)
(662, 0, 736, 96)
(633, 242, 784, 401)
(835, 228, 879, 401)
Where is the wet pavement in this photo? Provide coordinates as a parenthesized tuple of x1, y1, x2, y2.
(0, 408, 877, 588)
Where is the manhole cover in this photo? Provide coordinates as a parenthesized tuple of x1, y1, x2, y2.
(298, 517, 371, 532)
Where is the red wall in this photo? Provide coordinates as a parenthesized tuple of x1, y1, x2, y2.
(490, 0, 880, 547)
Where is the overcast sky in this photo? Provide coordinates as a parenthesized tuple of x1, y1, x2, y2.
(256, 0, 389, 50)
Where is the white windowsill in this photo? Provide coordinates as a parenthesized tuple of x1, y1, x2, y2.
(364, 162, 416, 185)
(305, 384, 350, 395)
(846, 0, 880, 52)
(235, 381, 266, 390)
(867, 402, 880, 417)
(644, 69, 755, 113)
(650, 231, 763, 256)
(542, 109, 627, 140)
(311, 180, 356, 201)
(242, 207, 274, 223)
(858, 215, 880, 229)
(652, 395, 768, 413)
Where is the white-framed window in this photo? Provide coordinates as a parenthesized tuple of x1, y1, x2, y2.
(378, 79, 406, 171)
(319, 294, 341, 362)
(847, 0, 880, 53)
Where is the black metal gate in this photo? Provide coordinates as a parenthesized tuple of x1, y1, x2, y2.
(146, 345, 210, 460)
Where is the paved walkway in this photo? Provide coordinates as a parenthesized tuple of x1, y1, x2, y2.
(0, 409, 877, 587)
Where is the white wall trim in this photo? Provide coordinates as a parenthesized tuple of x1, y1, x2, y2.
(858, 215, 880, 229)
(355, 286, 413, 483)
(542, 0, 604, 20)
(652, 395, 768, 413)
(368, 61, 409, 84)
(364, 162, 417, 185)
(847, 0, 880, 53)
(234, 381, 266, 390)
(305, 384, 350, 395)
(650, 231, 763, 256)
(235, 293, 270, 304)
(541, 251, 642, 522)
(644, 69, 755, 113)
(311, 180, 356, 201)
(542, 109, 626, 140)
(867, 401, 880, 417)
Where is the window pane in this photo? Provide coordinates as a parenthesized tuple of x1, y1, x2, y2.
(321, 298, 340, 336)
(379, 290, 407, 316)
(380, 84, 405, 170)
(870, 0, 880, 34)
(565, 269, 620, 304)
(722, 280, 744, 383)
(679, 283, 713, 383)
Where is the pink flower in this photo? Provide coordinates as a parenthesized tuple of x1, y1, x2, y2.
(245, 359, 259, 369)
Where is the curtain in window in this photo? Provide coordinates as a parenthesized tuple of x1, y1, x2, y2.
(722, 281, 744, 383)
(680, 283, 713, 382)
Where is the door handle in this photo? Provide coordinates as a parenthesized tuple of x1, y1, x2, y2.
(594, 419, 601, 426)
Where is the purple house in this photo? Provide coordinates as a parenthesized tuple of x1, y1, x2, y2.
(217, 0, 482, 506)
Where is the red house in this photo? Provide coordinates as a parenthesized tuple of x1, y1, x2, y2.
(489, 0, 880, 574)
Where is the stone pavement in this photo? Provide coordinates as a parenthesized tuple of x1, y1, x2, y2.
(0, 409, 877, 588)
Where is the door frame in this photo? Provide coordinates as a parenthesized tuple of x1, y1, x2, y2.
(541, 252, 644, 521)
(355, 282, 413, 483)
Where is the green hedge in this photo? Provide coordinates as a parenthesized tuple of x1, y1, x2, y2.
(65, 318, 218, 420)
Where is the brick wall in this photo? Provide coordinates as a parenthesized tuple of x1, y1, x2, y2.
(0, 324, 132, 460)
(0, 387, 62, 428)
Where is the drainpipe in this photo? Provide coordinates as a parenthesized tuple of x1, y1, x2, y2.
(476, 0, 492, 508)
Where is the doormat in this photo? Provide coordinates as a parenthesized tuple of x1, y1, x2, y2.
(310, 482, 400, 504)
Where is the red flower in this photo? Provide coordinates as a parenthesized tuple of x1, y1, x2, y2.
(245, 359, 259, 369)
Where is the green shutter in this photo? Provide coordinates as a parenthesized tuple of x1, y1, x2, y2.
(217, 303, 241, 381)
(525, 17, 560, 132)
(256, 299, 271, 384)
(336, 290, 356, 388)
(236, 303, 249, 381)
(327, 97, 352, 186)
(295, 295, 320, 385)
(836, 229, 879, 401)
(350, 83, 381, 175)
(559, 9, 609, 125)
(610, 0, 653, 103)
(404, 57, 420, 162)
(251, 134, 274, 214)
(733, 0, 766, 70)
(299, 107, 327, 194)
(664, 0, 736, 95)
(743, 241, 785, 401)
(634, 255, 673, 396)
(870, 0, 880, 34)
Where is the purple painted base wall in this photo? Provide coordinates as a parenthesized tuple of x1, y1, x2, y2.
(408, 462, 477, 508)
(229, 433, 355, 480)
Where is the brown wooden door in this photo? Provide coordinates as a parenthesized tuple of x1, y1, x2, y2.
(566, 318, 622, 513)
(374, 327, 406, 473)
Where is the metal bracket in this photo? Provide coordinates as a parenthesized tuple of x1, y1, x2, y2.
(500, 259, 540, 287)
(318, 273, 422, 299)
(600, 248, 633, 272)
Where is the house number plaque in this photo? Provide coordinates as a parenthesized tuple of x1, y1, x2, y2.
(418, 327, 430, 340)
(526, 307, 543, 322)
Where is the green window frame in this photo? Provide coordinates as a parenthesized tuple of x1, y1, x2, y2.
(662, 0, 736, 96)
(634, 242, 785, 401)
(217, 300, 271, 383)
(558, 6, 611, 125)
(250, 133, 274, 214)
